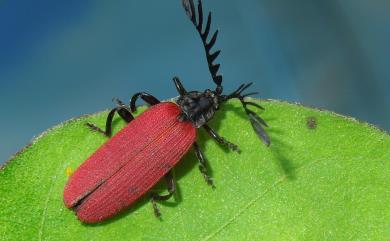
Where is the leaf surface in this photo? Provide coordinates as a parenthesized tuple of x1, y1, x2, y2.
(0, 99, 389, 241)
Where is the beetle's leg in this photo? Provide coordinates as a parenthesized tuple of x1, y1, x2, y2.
(130, 92, 160, 112)
(203, 125, 240, 152)
(86, 106, 134, 137)
(150, 171, 176, 217)
(193, 142, 214, 187)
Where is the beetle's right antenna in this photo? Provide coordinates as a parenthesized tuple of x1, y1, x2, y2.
(182, 0, 223, 95)
(226, 83, 271, 146)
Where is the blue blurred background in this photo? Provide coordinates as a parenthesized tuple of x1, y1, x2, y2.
(1, 0, 389, 163)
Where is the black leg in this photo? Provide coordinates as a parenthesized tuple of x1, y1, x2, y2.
(150, 171, 176, 217)
(193, 142, 214, 187)
(203, 125, 240, 152)
(130, 92, 160, 112)
(86, 105, 134, 137)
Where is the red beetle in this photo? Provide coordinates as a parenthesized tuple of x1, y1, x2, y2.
(64, 0, 270, 223)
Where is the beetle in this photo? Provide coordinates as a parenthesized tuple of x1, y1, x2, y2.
(63, 0, 270, 223)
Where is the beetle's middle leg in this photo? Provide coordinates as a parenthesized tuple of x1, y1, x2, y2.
(86, 105, 134, 137)
(150, 171, 176, 217)
(193, 142, 214, 187)
(203, 125, 241, 152)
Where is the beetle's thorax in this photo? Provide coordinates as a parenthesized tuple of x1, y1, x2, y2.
(176, 89, 219, 128)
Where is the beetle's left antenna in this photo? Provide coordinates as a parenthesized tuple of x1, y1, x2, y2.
(182, 0, 223, 95)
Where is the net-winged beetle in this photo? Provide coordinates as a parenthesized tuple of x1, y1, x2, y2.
(63, 0, 270, 223)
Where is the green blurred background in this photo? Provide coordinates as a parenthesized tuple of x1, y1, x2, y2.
(0, 0, 389, 163)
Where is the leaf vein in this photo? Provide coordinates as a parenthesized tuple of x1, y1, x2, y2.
(38, 162, 64, 241)
(201, 158, 323, 241)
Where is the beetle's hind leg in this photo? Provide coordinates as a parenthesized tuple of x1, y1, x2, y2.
(150, 171, 176, 217)
(86, 103, 134, 137)
(203, 125, 240, 152)
(194, 142, 214, 187)
(130, 92, 160, 112)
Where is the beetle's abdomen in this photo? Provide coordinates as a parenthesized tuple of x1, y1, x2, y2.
(63, 102, 196, 223)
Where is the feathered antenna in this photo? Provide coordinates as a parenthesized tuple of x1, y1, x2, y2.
(227, 83, 271, 146)
(182, 0, 223, 94)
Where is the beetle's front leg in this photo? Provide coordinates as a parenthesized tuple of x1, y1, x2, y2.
(86, 105, 134, 137)
(203, 125, 240, 152)
(193, 142, 214, 187)
(150, 171, 176, 217)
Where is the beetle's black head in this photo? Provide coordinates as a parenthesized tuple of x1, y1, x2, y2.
(176, 87, 219, 128)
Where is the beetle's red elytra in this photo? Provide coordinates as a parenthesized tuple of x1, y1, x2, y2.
(64, 0, 270, 223)
(64, 103, 195, 223)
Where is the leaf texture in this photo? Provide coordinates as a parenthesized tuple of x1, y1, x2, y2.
(0, 99, 389, 241)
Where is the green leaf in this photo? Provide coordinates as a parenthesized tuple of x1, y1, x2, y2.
(1, 99, 389, 241)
